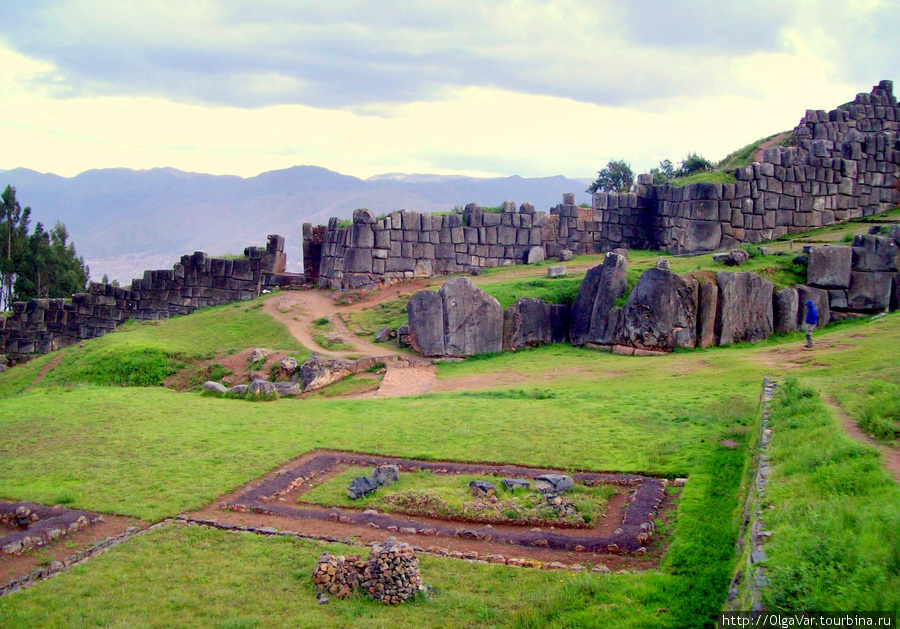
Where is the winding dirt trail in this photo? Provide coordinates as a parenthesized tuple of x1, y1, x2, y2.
(824, 396, 900, 483)
(263, 287, 440, 397)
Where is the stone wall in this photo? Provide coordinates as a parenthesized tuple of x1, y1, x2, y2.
(0, 235, 287, 359)
(307, 81, 899, 291)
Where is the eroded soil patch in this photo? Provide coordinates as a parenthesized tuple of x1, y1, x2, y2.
(187, 450, 674, 570)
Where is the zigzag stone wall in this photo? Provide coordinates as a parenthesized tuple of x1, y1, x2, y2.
(308, 81, 900, 291)
(0, 235, 287, 359)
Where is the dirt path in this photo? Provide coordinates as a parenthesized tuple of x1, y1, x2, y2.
(262, 291, 387, 358)
(23, 353, 65, 391)
(376, 365, 436, 397)
(824, 396, 900, 483)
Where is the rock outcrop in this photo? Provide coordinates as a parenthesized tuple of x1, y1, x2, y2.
(715, 272, 774, 345)
(407, 277, 503, 357)
(569, 252, 627, 346)
(619, 268, 697, 351)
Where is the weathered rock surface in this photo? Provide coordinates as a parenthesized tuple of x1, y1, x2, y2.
(440, 277, 504, 356)
(406, 277, 503, 357)
(852, 234, 899, 272)
(715, 272, 774, 345)
(469, 480, 496, 497)
(300, 355, 354, 392)
(279, 356, 299, 374)
(847, 271, 893, 311)
(619, 268, 697, 351)
(808, 246, 852, 288)
(534, 475, 574, 494)
(372, 465, 400, 487)
(406, 291, 445, 357)
(249, 379, 278, 397)
(203, 381, 229, 393)
(570, 252, 627, 346)
(502, 298, 570, 350)
(547, 265, 566, 277)
(374, 327, 394, 343)
(347, 476, 378, 500)
(227, 384, 248, 395)
(526, 246, 545, 264)
(501, 479, 530, 491)
(773, 287, 799, 334)
(696, 282, 718, 348)
(273, 381, 301, 396)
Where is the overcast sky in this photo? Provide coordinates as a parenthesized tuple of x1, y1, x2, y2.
(1, 0, 898, 180)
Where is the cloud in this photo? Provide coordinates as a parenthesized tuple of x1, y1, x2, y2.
(6, 0, 887, 112)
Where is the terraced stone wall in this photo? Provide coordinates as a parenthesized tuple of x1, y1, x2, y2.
(307, 81, 899, 291)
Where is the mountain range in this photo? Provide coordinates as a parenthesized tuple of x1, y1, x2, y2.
(0, 166, 593, 283)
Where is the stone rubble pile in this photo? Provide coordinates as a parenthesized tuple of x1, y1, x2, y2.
(312, 538, 425, 605)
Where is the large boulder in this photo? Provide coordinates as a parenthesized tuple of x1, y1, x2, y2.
(715, 272, 774, 345)
(347, 476, 378, 500)
(300, 355, 354, 392)
(503, 298, 570, 350)
(796, 285, 830, 327)
(847, 272, 893, 311)
(407, 290, 445, 357)
(619, 268, 697, 351)
(203, 381, 228, 393)
(273, 381, 302, 396)
(406, 277, 503, 357)
(852, 234, 899, 272)
(372, 465, 399, 487)
(438, 277, 503, 356)
(533, 474, 574, 494)
(808, 246, 852, 289)
(773, 287, 799, 334)
(249, 379, 278, 397)
(569, 252, 627, 346)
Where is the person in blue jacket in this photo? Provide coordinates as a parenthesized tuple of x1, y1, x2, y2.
(803, 300, 818, 348)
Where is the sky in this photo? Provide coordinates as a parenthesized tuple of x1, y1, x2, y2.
(0, 0, 898, 181)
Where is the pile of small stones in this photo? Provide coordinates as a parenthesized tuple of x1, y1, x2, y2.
(313, 537, 425, 605)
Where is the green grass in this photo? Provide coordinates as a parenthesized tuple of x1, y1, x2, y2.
(314, 373, 381, 398)
(716, 131, 791, 171)
(761, 377, 900, 612)
(301, 467, 617, 527)
(480, 276, 582, 310)
(24, 301, 305, 388)
(667, 171, 738, 187)
(311, 316, 355, 351)
(344, 298, 410, 336)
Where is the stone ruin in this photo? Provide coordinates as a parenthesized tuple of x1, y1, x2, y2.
(0, 501, 103, 555)
(405, 228, 900, 357)
(0, 234, 299, 361)
(305, 81, 900, 291)
(312, 538, 425, 605)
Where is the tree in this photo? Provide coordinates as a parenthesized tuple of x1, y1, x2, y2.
(14, 221, 89, 301)
(0, 186, 31, 310)
(586, 160, 634, 194)
(651, 159, 676, 185)
(679, 152, 714, 177)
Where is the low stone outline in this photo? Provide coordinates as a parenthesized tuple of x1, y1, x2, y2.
(0, 520, 168, 598)
(226, 451, 668, 554)
(0, 501, 105, 555)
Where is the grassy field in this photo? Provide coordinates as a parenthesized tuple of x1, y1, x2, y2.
(1, 213, 899, 625)
(302, 466, 618, 527)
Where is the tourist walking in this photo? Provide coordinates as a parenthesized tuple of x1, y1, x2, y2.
(803, 300, 818, 348)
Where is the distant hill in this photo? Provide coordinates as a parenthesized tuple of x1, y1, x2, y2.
(0, 166, 593, 283)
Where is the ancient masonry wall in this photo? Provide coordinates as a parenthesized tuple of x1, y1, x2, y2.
(307, 81, 900, 291)
(0, 235, 287, 358)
